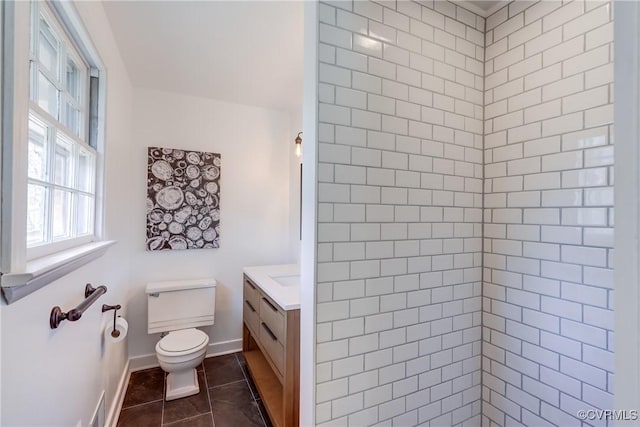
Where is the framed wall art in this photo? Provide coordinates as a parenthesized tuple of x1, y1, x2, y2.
(146, 147, 221, 251)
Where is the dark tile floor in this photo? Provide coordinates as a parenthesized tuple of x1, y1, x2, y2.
(117, 352, 273, 427)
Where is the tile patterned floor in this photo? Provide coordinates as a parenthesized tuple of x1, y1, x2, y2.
(117, 352, 273, 427)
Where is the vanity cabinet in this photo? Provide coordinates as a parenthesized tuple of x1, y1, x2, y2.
(242, 274, 299, 427)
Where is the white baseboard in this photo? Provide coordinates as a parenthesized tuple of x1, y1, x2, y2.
(128, 353, 159, 372)
(106, 359, 130, 427)
(129, 338, 243, 372)
(205, 338, 243, 358)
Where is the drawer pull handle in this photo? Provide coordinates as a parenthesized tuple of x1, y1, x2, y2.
(262, 322, 277, 341)
(245, 300, 256, 312)
(263, 297, 278, 312)
(246, 281, 256, 290)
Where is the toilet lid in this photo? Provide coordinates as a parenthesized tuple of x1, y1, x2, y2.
(159, 329, 208, 353)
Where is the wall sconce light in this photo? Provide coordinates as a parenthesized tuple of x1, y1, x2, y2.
(295, 132, 302, 158)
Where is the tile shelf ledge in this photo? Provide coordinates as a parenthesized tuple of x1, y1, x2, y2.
(1, 240, 116, 304)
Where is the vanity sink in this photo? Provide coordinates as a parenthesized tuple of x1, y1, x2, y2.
(242, 264, 301, 427)
(243, 264, 300, 310)
(269, 274, 300, 287)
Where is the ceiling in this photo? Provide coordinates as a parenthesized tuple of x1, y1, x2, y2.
(470, 1, 505, 12)
(455, 0, 508, 16)
(103, 1, 304, 112)
(102, 1, 508, 112)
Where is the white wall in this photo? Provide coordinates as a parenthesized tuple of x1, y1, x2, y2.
(482, 1, 615, 425)
(1, 1, 135, 426)
(126, 88, 297, 360)
(614, 0, 640, 417)
(290, 108, 303, 264)
(300, 2, 319, 424)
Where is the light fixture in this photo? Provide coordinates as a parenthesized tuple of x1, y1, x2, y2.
(295, 132, 303, 157)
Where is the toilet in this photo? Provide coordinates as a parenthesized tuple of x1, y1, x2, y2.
(146, 278, 216, 400)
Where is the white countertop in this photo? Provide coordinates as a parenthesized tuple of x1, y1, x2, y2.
(243, 264, 300, 310)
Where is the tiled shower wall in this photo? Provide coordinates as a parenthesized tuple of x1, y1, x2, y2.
(482, 1, 614, 426)
(315, 1, 485, 425)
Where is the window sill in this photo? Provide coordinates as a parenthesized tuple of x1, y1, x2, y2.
(1, 240, 116, 304)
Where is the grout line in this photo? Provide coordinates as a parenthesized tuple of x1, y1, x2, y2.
(160, 372, 166, 427)
(208, 378, 246, 389)
(201, 361, 216, 427)
(235, 352, 268, 427)
(235, 352, 259, 401)
(480, 20, 487, 419)
(163, 412, 213, 427)
(120, 399, 164, 411)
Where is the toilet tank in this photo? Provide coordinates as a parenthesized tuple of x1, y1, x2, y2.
(146, 278, 216, 334)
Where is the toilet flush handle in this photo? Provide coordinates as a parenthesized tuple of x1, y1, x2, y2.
(149, 292, 160, 297)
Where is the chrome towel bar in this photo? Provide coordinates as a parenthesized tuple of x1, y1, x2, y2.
(50, 283, 107, 329)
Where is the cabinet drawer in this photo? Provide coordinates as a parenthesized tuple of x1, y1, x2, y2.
(244, 279, 260, 312)
(259, 322, 284, 375)
(259, 296, 285, 342)
(243, 299, 259, 336)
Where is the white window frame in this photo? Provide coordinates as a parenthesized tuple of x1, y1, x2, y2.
(26, 112, 97, 259)
(0, 0, 114, 304)
(27, 2, 96, 258)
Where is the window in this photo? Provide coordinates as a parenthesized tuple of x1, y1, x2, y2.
(26, 1, 97, 259)
(0, 1, 112, 304)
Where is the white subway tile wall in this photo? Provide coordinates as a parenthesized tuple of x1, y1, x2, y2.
(316, 1, 484, 425)
(483, 1, 614, 426)
(315, 1, 614, 425)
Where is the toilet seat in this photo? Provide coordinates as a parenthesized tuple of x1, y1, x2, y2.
(157, 328, 208, 357)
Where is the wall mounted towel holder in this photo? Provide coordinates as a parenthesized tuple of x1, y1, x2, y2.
(50, 284, 107, 329)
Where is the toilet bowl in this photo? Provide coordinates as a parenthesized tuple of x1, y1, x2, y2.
(146, 278, 216, 401)
(156, 328, 209, 400)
